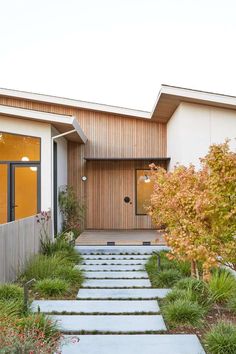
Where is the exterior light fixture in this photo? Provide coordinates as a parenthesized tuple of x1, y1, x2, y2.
(144, 174, 151, 183)
(30, 167, 37, 172)
(81, 176, 87, 181)
(21, 156, 29, 161)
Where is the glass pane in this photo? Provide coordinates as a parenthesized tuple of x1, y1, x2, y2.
(14, 166, 38, 220)
(0, 165, 7, 224)
(0, 132, 40, 161)
(136, 169, 154, 215)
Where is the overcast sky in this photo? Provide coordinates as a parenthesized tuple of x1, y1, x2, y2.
(1, 0, 236, 111)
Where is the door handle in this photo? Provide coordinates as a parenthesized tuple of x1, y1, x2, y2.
(11, 205, 18, 208)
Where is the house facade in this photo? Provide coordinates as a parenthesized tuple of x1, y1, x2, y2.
(0, 85, 236, 231)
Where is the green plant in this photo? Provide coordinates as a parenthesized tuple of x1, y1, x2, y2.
(208, 269, 236, 303)
(16, 313, 59, 341)
(204, 321, 236, 354)
(41, 236, 82, 264)
(34, 278, 70, 297)
(21, 254, 69, 281)
(58, 185, 85, 237)
(228, 296, 236, 314)
(55, 267, 84, 286)
(162, 299, 205, 327)
(0, 315, 62, 353)
(0, 300, 24, 318)
(153, 269, 182, 287)
(174, 277, 211, 307)
(164, 288, 191, 303)
(0, 284, 23, 300)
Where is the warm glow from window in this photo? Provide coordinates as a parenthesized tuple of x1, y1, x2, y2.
(0, 132, 40, 161)
(136, 169, 154, 215)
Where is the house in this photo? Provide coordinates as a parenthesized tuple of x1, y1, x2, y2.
(0, 85, 236, 232)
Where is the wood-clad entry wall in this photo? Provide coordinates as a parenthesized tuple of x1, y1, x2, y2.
(86, 160, 167, 229)
(0, 96, 168, 229)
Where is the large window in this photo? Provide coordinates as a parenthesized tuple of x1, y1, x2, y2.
(136, 169, 154, 215)
(0, 132, 40, 224)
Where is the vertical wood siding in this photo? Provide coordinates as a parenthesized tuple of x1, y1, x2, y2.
(0, 97, 167, 229)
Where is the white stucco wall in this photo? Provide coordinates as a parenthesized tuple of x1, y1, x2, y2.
(0, 115, 52, 211)
(51, 127, 68, 232)
(167, 102, 236, 169)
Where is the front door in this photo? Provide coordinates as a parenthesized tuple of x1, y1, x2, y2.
(10, 163, 40, 221)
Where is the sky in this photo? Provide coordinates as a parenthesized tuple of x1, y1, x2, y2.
(1, 0, 236, 111)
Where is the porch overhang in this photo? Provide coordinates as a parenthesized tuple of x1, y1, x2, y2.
(0, 104, 87, 143)
(84, 157, 171, 161)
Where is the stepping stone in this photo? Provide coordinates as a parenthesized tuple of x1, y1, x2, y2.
(82, 255, 151, 260)
(32, 300, 160, 314)
(83, 279, 151, 288)
(76, 245, 169, 255)
(77, 288, 170, 299)
(51, 315, 166, 333)
(61, 334, 206, 354)
(84, 271, 148, 279)
(78, 264, 145, 271)
(83, 259, 147, 265)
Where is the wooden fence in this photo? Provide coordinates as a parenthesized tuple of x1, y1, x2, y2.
(0, 215, 52, 283)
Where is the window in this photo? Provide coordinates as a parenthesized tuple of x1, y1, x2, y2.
(0, 132, 40, 223)
(136, 169, 154, 215)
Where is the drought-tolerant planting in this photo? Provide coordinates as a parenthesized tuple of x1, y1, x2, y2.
(146, 252, 236, 353)
(0, 223, 84, 351)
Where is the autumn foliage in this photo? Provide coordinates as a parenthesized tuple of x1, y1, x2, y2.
(149, 142, 236, 280)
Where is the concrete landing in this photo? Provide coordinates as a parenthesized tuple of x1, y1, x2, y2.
(84, 271, 148, 279)
(52, 315, 167, 333)
(32, 300, 160, 314)
(77, 288, 170, 299)
(83, 279, 151, 288)
(61, 335, 206, 354)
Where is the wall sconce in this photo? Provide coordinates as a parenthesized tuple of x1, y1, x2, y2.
(144, 174, 151, 183)
(81, 176, 87, 181)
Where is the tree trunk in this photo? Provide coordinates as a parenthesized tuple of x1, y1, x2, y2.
(191, 260, 197, 278)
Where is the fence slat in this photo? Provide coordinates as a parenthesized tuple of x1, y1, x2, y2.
(0, 215, 52, 283)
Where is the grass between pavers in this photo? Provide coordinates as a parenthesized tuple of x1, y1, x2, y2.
(58, 330, 167, 335)
(145, 251, 236, 354)
(47, 311, 160, 315)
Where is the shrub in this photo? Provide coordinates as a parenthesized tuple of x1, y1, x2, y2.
(0, 284, 23, 300)
(41, 236, 82, 264)
(16, 313, 59, 340)
(0, 300, 24, 318)
(208, 269, 236, 303)
(164, 288, 191, 303)
(174, 277, 211, 307)
(34, 278, 70, 297)
(22, 254, 70, 281)
(55, 267, 84, 286)
(204, 321, 236, 354)
(0, 314, 61, 352)
(162, 299, 205, 327)
(152, 269, 182, 287)
(228, 296, 236, 314)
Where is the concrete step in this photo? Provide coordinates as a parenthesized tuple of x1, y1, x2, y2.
(78, 264, 145, 271)
(82, 255, 151, 260)
(83, 279, 151, 288)
(84, 271, 148, 279)
(61, 334, 206, 354)
(83, 259, 147, 265)
(51, 315, 167, 333)
(76, 245, 169, 255)
(77, 288, 170, 299)
(32, 300, 160, 314)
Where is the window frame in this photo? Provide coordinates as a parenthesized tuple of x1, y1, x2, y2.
(135, 168, 153, 216)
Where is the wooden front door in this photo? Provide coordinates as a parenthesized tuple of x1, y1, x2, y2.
(85, 160, 159, 229)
